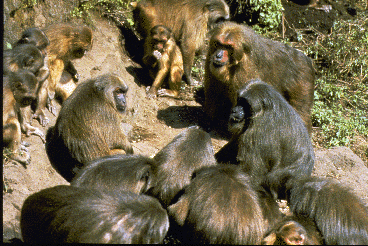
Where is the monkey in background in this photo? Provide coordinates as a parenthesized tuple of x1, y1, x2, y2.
(132, 0, 230, 86)
(202, 21, 315, 134)
(12, 27, 50, 137)
(3, 70, 39, 166)
(39, 23, 93, 117)
(143, 25, 183, 98)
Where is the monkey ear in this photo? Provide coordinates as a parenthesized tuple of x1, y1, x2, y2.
(167, 195, 190, 226)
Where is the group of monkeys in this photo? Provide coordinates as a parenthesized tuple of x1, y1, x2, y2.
(3, 0, 368, 244)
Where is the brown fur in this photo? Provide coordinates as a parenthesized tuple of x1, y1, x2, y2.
(20, 185, 169, 244)
(12, 27, 50, 137)
(288, 177, 368, 244)
(168, 165, 266, 244)
(3, 70, 39, 166)
(36, 23, 93, 121)
(45, 74, 133, 182)
(262, 215, 323, 245)
(203, 22, 315, 134)
(132, 0, 230, 86)
(71, 154, 155, 194)
(149, 126, 217, 207)
(143, 25, 183, 98)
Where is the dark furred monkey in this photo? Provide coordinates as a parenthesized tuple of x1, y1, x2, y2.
(149, 126, 217, 207)
(3, 70, 39, 166)
(143, 25, 183, 98)
(203, 21, 315, 134)
(71, 154, 155, 194)
(132, 0, 230, 86)
(262, 215, 323, 245)
(215, 79, 314, 200)
(46, 74, 133, 182)
(168, 165, 267, 244)
(20, 185, 169, 244)
(13, 27, 50, 139)
(288, 177, 368, 244)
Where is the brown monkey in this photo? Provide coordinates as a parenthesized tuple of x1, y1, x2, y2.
(46, 74, 133, 182)
(203, 21, 315, 134)
(132, 0, 230, 86)
(168, 165, 267, 244)
(143, 25, 183, 98)
(149, 126, 217, 207)
(71, 154, 155, 194)
(262, 215, 323, 245)
(215, 80, 314, 200)
(288, 176, 368, 244)
(3, 70, 39, 166)
(20, 185, 169, 244)
(13, 27, 50, 137)
(38, 23, 93, 118)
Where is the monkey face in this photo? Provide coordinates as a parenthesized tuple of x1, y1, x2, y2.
(113, 87, 128, 113)
(71, 47, 88, 59)
(150, 25, 171, 52)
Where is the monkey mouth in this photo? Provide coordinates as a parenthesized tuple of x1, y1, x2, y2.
(212, 60, 228, 67)
(116, 105, 126, 113)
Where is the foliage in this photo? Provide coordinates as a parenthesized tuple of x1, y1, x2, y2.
(304, 16, 368, 147)
(227, 0, 284, 33)
(71, 0, 134, 25)
(21, 0, 37, 8)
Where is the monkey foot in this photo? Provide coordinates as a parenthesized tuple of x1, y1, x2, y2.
(146, 86, 158, 99)
(9, 149, 31, 167)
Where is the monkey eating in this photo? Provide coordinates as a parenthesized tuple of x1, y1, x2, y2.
(132, 0, 230, 86)
(143, 25, 183, 98)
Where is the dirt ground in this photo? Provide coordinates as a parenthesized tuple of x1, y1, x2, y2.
(3, 0, 368, 242)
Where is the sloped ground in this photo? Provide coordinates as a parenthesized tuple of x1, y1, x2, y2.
(3, 0, 368, 242)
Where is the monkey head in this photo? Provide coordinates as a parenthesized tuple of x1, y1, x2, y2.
(70, 26, 93, 59)
(208, 22, 252, 82)
(227, 83, 256, 136)
(9, 70, 39, 107)
(150, 25, 172, 53)
(15, 27, 50, 56)
(94, 74, 129, 114)
(206, 0, 230, 29)
(4, 44, 45, 75)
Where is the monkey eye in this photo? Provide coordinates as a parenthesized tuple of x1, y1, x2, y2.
(114, 87, 126, 94)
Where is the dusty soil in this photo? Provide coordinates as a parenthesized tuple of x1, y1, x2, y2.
(3, 0, 368, 242)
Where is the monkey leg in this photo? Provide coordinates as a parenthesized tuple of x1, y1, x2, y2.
(181, 43, 196, 86)
(56, 71, 78, 102)
(19, 106, 46, 142)
(33, 81, 51, 126)
(147, 66, 170, 99)
(157, 65, 183, 98)
(3, 117, 31, 166)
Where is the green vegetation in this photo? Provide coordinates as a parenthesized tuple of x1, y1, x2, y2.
(307, 17, 368, 147)
(71, 0, 134, 25)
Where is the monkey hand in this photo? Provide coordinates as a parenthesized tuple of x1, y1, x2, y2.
(153, 50, 162, 60)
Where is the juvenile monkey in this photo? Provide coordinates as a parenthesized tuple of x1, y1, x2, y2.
(143, 25, 183, 98)
(40, 23, 93, 117)
(3, 70, 39, 166)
